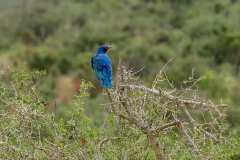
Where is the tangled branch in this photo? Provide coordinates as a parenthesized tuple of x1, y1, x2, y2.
(103, 64, 226, 160)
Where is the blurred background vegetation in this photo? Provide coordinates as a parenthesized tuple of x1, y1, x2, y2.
(0, 0, 240, 159)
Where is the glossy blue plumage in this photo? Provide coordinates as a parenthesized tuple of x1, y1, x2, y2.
(91, 45, 112, 89)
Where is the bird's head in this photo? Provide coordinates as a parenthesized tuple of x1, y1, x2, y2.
(97, 44, 112, 54)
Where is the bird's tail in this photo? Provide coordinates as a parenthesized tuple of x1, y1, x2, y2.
(100, 78, 112, 89)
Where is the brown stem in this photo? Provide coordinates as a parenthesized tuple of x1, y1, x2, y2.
(147, 134, 165, 160)
(152, 121, 179, 135)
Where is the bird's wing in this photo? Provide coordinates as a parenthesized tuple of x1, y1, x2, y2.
(92, 55, 112, 80)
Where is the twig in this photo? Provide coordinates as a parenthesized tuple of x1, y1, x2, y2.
(120, 84, 226, 109)
(152, 121, 180, 135)
(132, 66, 145, 76)
(173, 116, 199, 156)
(98, 137, 124, 152)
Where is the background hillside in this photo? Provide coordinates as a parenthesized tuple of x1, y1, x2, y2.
(0, 0, 240, 159)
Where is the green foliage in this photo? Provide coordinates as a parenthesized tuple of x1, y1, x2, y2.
(0, 70, 99, 159)
(0, 69, 238, 159)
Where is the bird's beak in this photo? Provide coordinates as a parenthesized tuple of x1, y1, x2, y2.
(107, 46, 112, 52)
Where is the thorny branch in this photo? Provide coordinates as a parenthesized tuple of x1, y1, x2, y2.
(104, 64, 226, 160)
(120, 84, 226, 110)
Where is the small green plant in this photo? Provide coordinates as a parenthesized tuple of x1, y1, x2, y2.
(0, 70, 99, 159)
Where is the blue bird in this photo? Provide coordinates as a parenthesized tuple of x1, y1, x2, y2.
(91, 44, 112, 89)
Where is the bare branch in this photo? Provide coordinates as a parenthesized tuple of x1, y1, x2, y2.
(152, 121, 180, 135)
(120, 84, 226, 109)
(104, 66, 226, 159)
